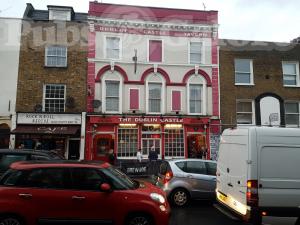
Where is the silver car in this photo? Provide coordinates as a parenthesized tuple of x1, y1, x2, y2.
(157, 159, 217, 207)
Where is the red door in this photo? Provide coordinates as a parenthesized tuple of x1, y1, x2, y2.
(93, 134, 115, 162)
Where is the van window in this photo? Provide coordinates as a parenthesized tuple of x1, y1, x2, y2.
(185, 161, 206, 174)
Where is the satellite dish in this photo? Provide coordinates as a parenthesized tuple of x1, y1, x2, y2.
(34, 104, 43, 112)
(93, 100, 102, 108)
(66, 96, 75, 108)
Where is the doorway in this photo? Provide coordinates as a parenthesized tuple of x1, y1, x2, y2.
(68, 139, 80, 160)
(142, 138, 161, 159)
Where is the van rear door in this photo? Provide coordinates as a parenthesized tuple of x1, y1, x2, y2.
(258, 145, 300, 208)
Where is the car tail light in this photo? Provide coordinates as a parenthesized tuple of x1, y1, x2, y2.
(163, 171, 173, 184)
(247, 180, 258, 207)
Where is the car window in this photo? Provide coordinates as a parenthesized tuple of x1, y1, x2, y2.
(175, 161, 185, 171)
(21, 168, 66, 189)
(71, 168, 106, 191)
(0, 154, 28, 172)
(0, 169, 24, 186)
(185, 161, 207, 175)
(101, 167, 136, 190)
(206, 162, 217, 176)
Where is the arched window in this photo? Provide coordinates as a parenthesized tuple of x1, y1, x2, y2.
(146, 73, 165, 114)
(187, 75, 207, 115)
(101, 71, 123, 114)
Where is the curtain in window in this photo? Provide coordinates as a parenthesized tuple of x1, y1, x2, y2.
(106, 81, 119, 112)
(149, 83, 161, 113)
(189, 84, 202, 113)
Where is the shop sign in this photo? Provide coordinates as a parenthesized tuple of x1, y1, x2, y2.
(119, 117, 183, 124)
(17, 113, 82, 125)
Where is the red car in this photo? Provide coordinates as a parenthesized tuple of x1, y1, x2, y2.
(0, 161, 170, 225)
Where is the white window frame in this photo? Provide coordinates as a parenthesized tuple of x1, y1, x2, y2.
(104, 36, 122, 60)
(102, 80, 122, 114)
(234, 59, 254, 86)
(284, 101, 300, 127)
(236, 100, 255, 125)
(282, 61, 300, 87)
(188, 41, 205, 65)
(128, 88, 140, 111)
(43, 84, 66, 112)
(146, 74, 165, 114)
(45, 46, 67, 67)
(147, 39, 164, 63)
(187, 75, 207, 115)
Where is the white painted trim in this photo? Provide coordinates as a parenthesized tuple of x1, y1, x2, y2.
(234, 59, 254, 86)
(282, 61, 300, 87)
(88, 17, 215, 32)
(128, 88, 140, 111)
(88, 58, 219, 67)
(188, 40, 205, 65)
(145, 74, 166, 114)
(103, 35, 122, 60)
(187, 75, 207, 115)
(236, 99, 255, 126)
(147, 38, 164, 63)
(101, 72, 123, 114)
(171, 89, 182, 112)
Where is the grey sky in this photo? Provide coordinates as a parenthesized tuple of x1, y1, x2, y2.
(1, 0, 299, 42)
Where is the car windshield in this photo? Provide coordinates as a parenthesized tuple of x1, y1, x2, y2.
(101, 166, 138, 190)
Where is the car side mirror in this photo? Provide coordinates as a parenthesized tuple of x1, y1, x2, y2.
(100, 183, 112, 193)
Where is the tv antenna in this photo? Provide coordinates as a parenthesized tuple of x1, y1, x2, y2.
(202, 3, 207, 11)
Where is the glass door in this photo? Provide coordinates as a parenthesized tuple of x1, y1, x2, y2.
(142, 138, 161, 159)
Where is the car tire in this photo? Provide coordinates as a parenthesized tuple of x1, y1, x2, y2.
(0, 216, 23, 225)
(170, 188, 190, 207)
(125, 213, 153, 225)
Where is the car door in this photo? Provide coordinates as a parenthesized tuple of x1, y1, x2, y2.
(68, 168, 114, 224)
(185, 160, 216, 199)
(19, 167, 76, 224)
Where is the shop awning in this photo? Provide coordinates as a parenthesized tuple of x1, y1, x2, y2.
(11, 125, 80, 135)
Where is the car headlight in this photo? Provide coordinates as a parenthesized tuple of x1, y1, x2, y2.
(150, 193, 166, 204)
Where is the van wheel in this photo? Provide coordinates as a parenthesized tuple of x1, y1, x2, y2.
(0, 216, 23, 225)
(125, 213, 153, 225)
(170, 188, 190, 207)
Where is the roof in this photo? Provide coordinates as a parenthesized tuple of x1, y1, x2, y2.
(23, 3, 87, 21)
(10, 160, 110, 170)
(219, 38, 299, 52)
(89, 2, 218, 24)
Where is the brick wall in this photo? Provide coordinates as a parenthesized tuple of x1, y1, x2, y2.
(219, 40, 300, 128)
(16, 20, 88, 113)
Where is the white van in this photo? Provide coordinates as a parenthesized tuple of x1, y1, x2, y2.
(216, 126, 300, 225)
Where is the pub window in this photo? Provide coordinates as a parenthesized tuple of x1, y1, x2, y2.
(117, 127, 138, 158)
(164, 127, 184, 158)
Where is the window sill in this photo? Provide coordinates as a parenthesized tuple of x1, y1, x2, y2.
(283, 85, 300, 88)
(235, 83, 255, 86)
(44, 65, 68, 69)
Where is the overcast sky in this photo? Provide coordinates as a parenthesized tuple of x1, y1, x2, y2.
(1, 0, 299, 42)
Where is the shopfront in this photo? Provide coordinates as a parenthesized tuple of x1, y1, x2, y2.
(85, 115, 216, 162)
(12, 113, 83, 159)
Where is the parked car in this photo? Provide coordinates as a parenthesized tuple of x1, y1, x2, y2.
(216, 127, 300, 225)
(0, 161, 170, 225)
(0, 149, 64, 177)
(157, 159, 217, 207)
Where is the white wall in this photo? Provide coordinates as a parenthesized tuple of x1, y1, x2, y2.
(0, 18, 21, 121)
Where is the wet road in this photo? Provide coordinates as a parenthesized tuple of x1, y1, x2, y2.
(169, 201, 298, 225)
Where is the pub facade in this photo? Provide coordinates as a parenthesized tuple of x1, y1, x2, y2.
(85, 2, 220, 161)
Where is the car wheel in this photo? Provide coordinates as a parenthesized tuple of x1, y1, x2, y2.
(0, 216, 23, 225)
(170, 188, 190, 207)
(126, 214, 153, 225)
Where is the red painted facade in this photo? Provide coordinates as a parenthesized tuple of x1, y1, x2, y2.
(86, 2, 220, 161)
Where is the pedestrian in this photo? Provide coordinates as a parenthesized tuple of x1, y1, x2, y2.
(17, 143, 24, 149)
(136, 148, 143, 163)
(148, 145, 158, 161)
(148, 145, 158, 175)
